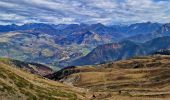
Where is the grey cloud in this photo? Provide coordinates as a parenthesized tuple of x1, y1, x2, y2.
(0, 0, 170, 25)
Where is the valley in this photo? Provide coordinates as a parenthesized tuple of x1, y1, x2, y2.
(1, 0, 170, 99)
(0, 23, 170, 100)
(0, 22, 169, 69)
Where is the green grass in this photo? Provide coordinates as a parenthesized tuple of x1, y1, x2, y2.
(82, 48, 90, 56)
(0, 59, 81, 100)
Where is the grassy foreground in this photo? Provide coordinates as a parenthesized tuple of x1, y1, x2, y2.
(0, 58, 86, 100)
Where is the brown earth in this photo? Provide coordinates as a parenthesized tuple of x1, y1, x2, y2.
(47, 55, 170, 100)
(0, 58, 90, 100)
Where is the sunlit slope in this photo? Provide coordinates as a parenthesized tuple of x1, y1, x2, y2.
(0, 58, 86, 100)
(47, 55, 170, 100)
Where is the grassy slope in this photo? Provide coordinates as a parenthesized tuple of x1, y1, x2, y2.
(0, 58, 54, 76)
(0, 58, 87, 100)
(50, 55, 170, 100)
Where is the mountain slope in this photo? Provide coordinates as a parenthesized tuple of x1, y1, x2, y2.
(0, 31, 90, 68)
(125, 22, 161, 36)
(71, 36, 170, 66)
(47, 55, 170, 100)
(0, 58, 87, 100)
(153, 49, 170, 55)
(0, 22, 162, 45)
(127, 23, 170, 43)
(0, 58, 53, 76)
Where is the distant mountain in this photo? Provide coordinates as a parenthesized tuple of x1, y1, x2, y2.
(0, 22, 165, 68)
(156, 23, 170, 35)
(56, 30, 123, 45)
(153, 49, 170, 55)
(71, 36, 170, 66)
(0, 24, 18, 32)
(127, 23, 170, 43)
(0, 22, 162, 39)
(124, 22, 161, 36)
(19, 23, 59, 35)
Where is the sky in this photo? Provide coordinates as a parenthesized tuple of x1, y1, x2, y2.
(0, 0, 170, 25)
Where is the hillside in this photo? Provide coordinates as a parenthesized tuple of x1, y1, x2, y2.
(153, 49, 170, 55)
(0, 58, 53, 76)
(47, 55, 170, 100)
(71, 36, 170, 66)
(0, 31, 91, 69)
(0, 58, 88, 100)
(127, 23, 170, 43)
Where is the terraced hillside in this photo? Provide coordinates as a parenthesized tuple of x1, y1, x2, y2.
(0, 58, 88, 100)
(47, 55, 170, 100)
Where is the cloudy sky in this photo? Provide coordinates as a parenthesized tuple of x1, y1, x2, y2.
(0, 0, 170, 25)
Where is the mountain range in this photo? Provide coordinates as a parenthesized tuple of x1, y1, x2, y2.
(1, 22, 170, 100)
(127, 23, 170, 42)
(0, 22, 169, 68)
(70, 36, 170, 66)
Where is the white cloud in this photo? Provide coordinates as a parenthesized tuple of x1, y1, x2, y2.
(0, 0, 170, 25)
